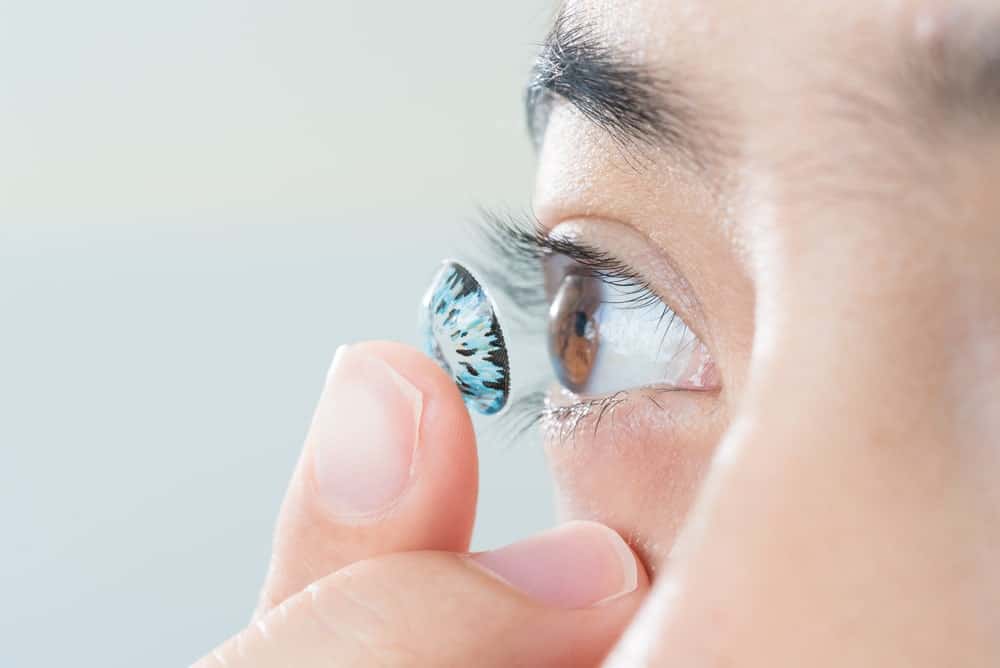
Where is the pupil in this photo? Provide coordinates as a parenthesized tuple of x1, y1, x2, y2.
(573, 311, 589, 336)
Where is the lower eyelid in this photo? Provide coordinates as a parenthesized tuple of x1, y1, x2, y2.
(541, 383, 710, 444)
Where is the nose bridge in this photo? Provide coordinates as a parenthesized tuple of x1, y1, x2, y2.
(739, 135, 966, 442)
(728, 229, 1000, 597)
(747, 80, 1000, 400)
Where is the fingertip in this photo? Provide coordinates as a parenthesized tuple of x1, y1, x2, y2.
(348, 340, 471, 423)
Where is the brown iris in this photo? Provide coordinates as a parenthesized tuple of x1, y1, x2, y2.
(548, 273, 602, 393)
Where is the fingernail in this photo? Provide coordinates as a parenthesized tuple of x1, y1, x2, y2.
(470, 521, 639, 608)
(310, 345, 423, 518)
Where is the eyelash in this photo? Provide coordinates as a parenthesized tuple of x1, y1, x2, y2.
(473, 209, 683, 442)
(475, 209, 672, 321)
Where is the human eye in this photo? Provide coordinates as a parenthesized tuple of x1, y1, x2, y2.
(545, 250, 716, 397)
(473, 212, 719, 435)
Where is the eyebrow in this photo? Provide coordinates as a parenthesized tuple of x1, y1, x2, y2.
(525, 13, 698, 160)
(909, 9, 1000, 125)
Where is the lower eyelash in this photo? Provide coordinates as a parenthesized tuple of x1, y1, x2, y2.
(540, 392, 629, 444)
(495, 388, 630, 446)
(496, 383, 693, 447)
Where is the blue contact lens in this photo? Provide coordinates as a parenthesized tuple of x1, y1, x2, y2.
(420, 261, 510, 415)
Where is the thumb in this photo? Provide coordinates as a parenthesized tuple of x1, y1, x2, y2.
(197, 522, 649, 667)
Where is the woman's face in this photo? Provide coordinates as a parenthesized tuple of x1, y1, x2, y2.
(532, 0, 1000, 575)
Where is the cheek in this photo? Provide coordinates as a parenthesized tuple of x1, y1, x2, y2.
(543, 393, 724, 576)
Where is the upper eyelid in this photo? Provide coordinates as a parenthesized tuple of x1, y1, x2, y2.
(559, 218, 712, 347)
(476, 209, 712, 350)
(476, 209, 662, 303)
(548, 249, 699, 345)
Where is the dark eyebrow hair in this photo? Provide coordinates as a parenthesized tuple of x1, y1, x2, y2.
(908, 10, 1000, 126)
(525, 13, 697, 160)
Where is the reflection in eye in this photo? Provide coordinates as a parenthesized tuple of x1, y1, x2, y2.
(547, 265, 716, 396)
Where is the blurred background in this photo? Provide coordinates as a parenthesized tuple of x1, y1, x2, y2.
(0, 2, 554, 665)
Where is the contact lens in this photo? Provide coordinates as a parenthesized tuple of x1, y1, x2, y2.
(420, 261, 510, 415)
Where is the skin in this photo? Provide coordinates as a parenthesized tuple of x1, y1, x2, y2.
(198, 0, 1000, 665)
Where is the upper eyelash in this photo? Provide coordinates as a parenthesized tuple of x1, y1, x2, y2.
(475, 208, 670, 320)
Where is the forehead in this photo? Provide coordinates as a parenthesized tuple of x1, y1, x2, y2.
(564, 0, 1000, 118)
(540, 0, 1000, 205)
(535, 0, 1000, 283)
(569, 0, 1000, 52)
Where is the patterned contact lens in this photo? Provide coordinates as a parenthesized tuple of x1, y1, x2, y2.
(420, 261, 510, 415)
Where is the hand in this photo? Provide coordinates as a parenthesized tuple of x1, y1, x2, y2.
(195, 342, 649, 667)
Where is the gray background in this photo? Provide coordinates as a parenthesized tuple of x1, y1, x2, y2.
(0, 2, 555, 666)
